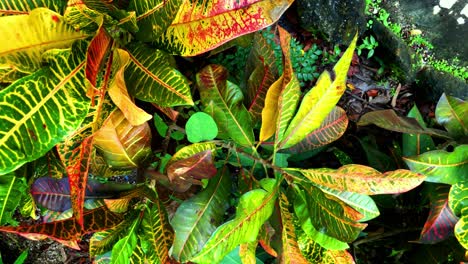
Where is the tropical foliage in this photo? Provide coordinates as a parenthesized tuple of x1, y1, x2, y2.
(0, 0, 466, 263)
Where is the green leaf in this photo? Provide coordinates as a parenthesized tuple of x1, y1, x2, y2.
(90, 217, 136, 257)
(0, 174, 27, 225)
(111, 218, 140, 264)
(0, 1, 66, 15)
(167, 142, 218, 168)
(358, 135, 396, 172)
(449, 181, 468, 216)
(295, 184, 366, 243)
(318, 186, 380, 222)
(403, 145, 468, 184)
(0, 42, 89, 175)
(196, 64, 254, 147)
(185, 112, 218, 143)
(190, 179, 278, 263)
(455, 207, 468, 249)
(13, 250, 28, 264)
(288, 165, 425, 195)
(402, 105, 436, 156)
(129, 0, 183, 42)
(220, 247, 264, 264)
(279, 34, 357, 149)
(357, 109, 450, 139)
(0, 8, 88, 73)
(170, 167, 231, 262)
(125, 43, 193, 107)
(435, 93, 467, 138)
(284, 106, 348, 153)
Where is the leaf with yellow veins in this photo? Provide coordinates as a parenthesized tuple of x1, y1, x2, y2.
(260, 76, 284, 142)
(109, 49, 152, 126)
(279, 34, 358, 149)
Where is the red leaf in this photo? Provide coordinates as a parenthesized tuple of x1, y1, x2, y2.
(167, 150, 217, 181)
(86, 27, 113, 87)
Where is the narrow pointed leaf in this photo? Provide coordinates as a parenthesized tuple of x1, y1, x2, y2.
(296, 184, 367, 243)
(358, 109, 450, 139)
(139, 200, 174, 263)
(0, 42, 89, 175)
(419, 185, 458, 244)
(170, 169, 231, 262)
(167, 150, 217, 182)
(90, 216, 136, 256)
(109, 49, 152, 126)
(154, 0, 294, 56)
(435, 93, 467, 138)
(111, 217, 140, 264)
(129, 0, 183, 42)
(197, 65, 254, 147)
(280, 34, 357, 149)
(125, 43, 193, 107)
(402, 106, 436, 156)
(0, 8, 88, 73)
(93, 109, 152, 169)
(403, 145, 468, 184)
(190, 179, 278, 263)
(289, 164, 425, 195)
(0, 207, 123, 241)
(284, 106, 348, 153)
(278, 193, 309, 263)
(0, 174, 27, 225)
(0, 1, 66, 15)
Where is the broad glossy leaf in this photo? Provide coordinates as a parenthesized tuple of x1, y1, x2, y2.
(402, 106, 436, 156)
(289, 164, 425, 195)
(0, 1, 66, 15)
(419, 185, 458, 244)
(86, 27, 112, 87)
(93, 109, 152, 169)
(170, 169, 231, 262)
(138, 200, 174, 263)
(278, 192, 309, 263)
(125, 43, 193, 107)
(90, 215, 136, 256)
(0, 207, 123, 241)
(185, 112, 218, 143)
(0, 42, 89, 175)
(403, 145, 468, 184)
(167, 150, 217, 182)
(358, 109, 450, 139)
(31, 177, 135, 212)
(0, 8, 88, 73)
(190, 179, 278, 263)
(279, 34, 357, 149)
(239, 242, 257, 264)
(111, 217, 140, 264)
(167, 142, 218, 167)
(318, 186, 380, 222)
(260, 75, 284, 141)
(64, 0, 102, 33)
(154, 0, 294, 56)
(295, 184, 366, 243)
(322, 250, 355, 264)
(455, 207, 468, 249)
(294, 187, 350, 250)
(449, 181, 468, 217)
(284, 106, 348, 153)
(197, 65, 254, 147)
(0, 174, 27, 225)
(436, 94, 467, 138)
(129, 0, 183, 42)
(109, 49, 152, 126)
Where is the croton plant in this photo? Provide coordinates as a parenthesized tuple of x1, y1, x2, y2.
(0, 0, 466, 263)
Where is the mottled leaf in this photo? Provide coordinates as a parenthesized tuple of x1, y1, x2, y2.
(0, 174, 27, 225)
(288, 164, 425, 195)
(322, 250, 355, 264)
(0, 42, 89, 175)
(125, 43, 193, 107)
(190, 179, 278, 263)
(358, 109, 450, 139)
(455, 208, 468, 249)
(170, 169, 231, 262)
(419, 185, 458, 244)
(0, 8, 88, 73)
(0, 1, 66, 15)
(154, 0, 294, 56)
(449, 181, 468, 217)
(90, 215, 136, 256)
(279, 34, 357, 149)
(284, 106, 348, 153)
(403, 145, 468, 185)
(197, 64, 254, 147)
(93, 109, 152, 169)
(435, 93, 467, 138)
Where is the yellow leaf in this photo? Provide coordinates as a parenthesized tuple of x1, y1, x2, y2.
(260, 76, 284, 142)
(279, 34, 358, 149)
(108, 49, 152, 126)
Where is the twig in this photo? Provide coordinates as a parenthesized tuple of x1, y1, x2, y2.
(391, 83, 402, 108)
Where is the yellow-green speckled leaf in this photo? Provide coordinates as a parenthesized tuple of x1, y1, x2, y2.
(279, 34, 357, 149)
(125, 43, 193, 107)
(154, 0, 294, 56)
(0, 0, 66, 15)
(0, 41, 90, 175)
(0, 8, 88, 73)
